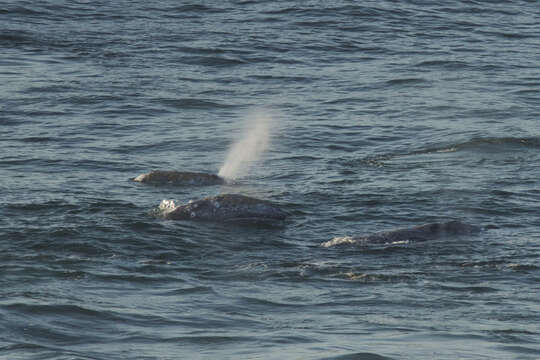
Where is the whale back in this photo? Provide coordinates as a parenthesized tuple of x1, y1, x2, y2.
(134, 170, 225, 186)
(361, 221, 481, 244)
(323, 221, 481, 247)
(163, 194, 288, 222)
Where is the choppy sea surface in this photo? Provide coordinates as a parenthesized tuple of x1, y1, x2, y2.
(1, 1, 539, 359)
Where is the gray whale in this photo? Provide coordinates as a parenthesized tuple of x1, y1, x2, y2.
(134, 170, 226, 186)
(160, 194, 288, 222)
(322, 221, 480, 247)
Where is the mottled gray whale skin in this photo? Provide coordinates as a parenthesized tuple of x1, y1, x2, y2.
(322, 221, 481, 247)
(134, 170, 226, 186)
(161, 194, 288, 222)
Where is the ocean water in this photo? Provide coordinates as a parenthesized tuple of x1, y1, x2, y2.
(1, 1, 539, 359)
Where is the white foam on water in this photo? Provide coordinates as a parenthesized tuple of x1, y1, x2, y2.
(320, 236, 358, 248)
(159, 199, 177, 212)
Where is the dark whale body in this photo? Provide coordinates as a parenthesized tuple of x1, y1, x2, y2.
(359, 221, 480, 243)
(134, 170, 226, 186)
(161, 194, 288, 222)
(323, 221, 481, 247)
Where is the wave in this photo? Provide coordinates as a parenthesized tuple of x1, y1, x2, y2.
(249, 74, 314, 83)
(437, 5, 522, 17)
(165, 4, 222, 13)
(0, 6, 47, 16)
(507, 263, 538, 271)
(385, 77, 429, 86)
(157, 98, 236, 110)
(239, 296, 306, 308)
(461, 261, 538, 272)
(320, 352, 394, 360)
(435, 284, 499, 293)
(177, 55, 246, 67)
(263, 4, 411, 19)
(0, 30, 36, 46)
(3, 302, 104, 317)
(338, 272, 415, 283)
(0, 157, 133, 171)
(156, 286, 214, 296)
(0, 28, 74, 53)
(143, 4, 224, 16)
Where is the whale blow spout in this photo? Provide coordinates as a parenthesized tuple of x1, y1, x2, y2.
(160, 194, 288, 223)
(133, 170, 226, 186)
(322, 221, 481, 247)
